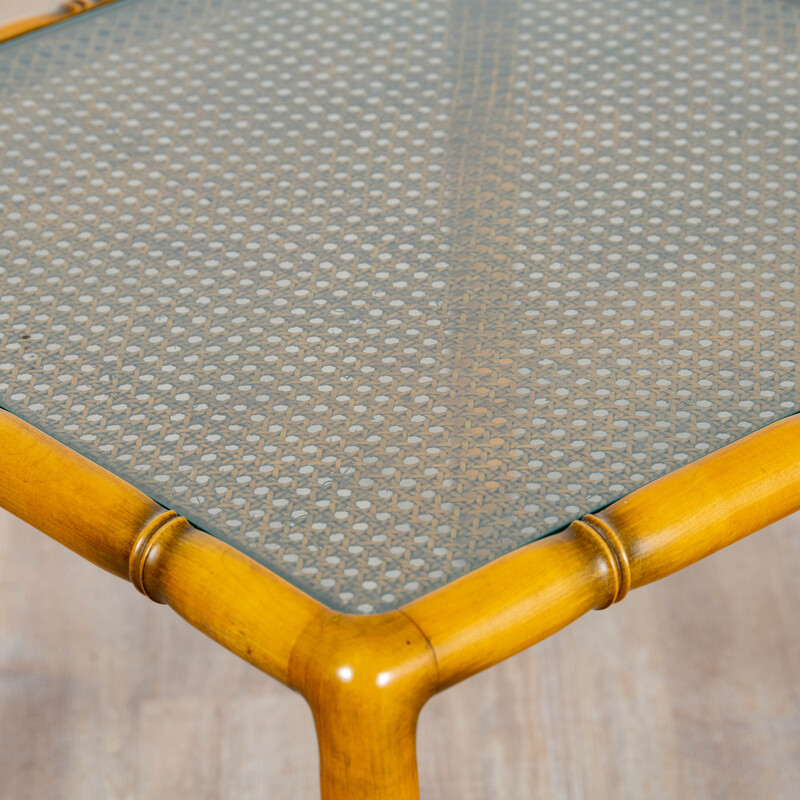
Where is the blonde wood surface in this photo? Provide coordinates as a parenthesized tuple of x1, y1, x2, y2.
(2, 507, 798, 799)
(0, 410, 319, 691)
(1, 406, 799, 799)
(419, 511, 800, 800)
(289, 611, 438, 800)
(0, 0, 116, 43)
(0, 409, 167, 580)
(141, 523, 320, 688)
(404, 524, 617, 690)
(404, 414, 800, 691)
(597, 413, 800, 588)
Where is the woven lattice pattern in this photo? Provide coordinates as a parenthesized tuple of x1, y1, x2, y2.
(1, 0, 798, 611)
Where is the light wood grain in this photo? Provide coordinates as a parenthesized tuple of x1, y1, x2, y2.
(0, 410, 321, 691)
(2, 405, 799, 800)
(420, 510, 800, 800)
(289, 610, 438, 800)
(0, 0, 117, 44)
(2, 507, 798, 799)
(403, 414, 800, 693)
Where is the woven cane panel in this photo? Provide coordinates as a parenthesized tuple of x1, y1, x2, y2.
(0, 0, 798, 611)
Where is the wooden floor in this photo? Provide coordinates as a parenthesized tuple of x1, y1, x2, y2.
(0, 509, 797, 799)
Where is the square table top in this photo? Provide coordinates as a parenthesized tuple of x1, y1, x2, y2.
(0, 0, 797, 612)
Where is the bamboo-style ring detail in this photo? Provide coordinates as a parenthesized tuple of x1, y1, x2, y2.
(129, 509, 180, 600)
(582, 514, 632, 604)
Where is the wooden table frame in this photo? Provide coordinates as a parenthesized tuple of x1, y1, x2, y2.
(2, 5, 800, 799)
(4, 409, 799, 800)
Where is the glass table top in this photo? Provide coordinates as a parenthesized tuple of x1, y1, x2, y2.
(0, 0, 797, 612)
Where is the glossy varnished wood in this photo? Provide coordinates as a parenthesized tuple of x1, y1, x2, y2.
(143, 523, 321, 688)
(2, 406, 799, 798)
(596, 413, 800, 588)
(0, 409, 166, 580)
(3, 508, 799, 798)
(289, 611, 438, 800)
(402, 414, 800, 692)
(0, 410, 320, 689)
(402, 524, 618, 690)
(0, 0, 116, 44)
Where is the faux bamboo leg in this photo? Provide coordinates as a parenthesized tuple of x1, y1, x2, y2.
(288, 611, 439, 800)
(313, 687, 423, 800)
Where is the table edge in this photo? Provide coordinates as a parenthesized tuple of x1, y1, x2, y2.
(0, 0, 119, 45)
(2, 0, 799, 718)
(2, 406, 798, 701)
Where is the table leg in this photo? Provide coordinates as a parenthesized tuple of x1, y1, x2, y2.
(289, 610, 439, 800)
(313, 690, 423, 800)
